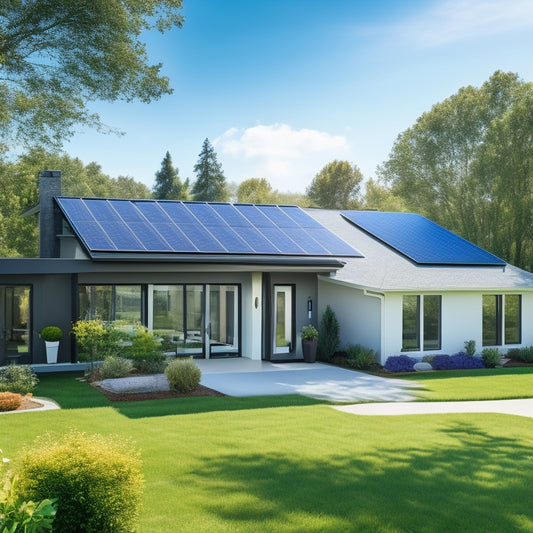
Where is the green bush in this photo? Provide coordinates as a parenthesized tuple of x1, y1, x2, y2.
(39, 326, 63, 342)
(15, 431, 143, 533)
(464, 339, 476, 357)
(507, 346, 533, 363)
(165, 358, 202, 393)
(318, 305, 340, 362)
(345, 344, 378, 370)
(482, 348, 500, 368)
(0, 449, 57, 533)
(129, 327, 165, 374)
(0, 365, 38, 394)
(97, 357, 134, 380)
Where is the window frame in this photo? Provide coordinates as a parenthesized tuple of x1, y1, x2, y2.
(401, 294, 442, 352)
(482, 294, 521, 347)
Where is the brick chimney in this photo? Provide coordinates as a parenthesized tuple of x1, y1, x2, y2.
(38, 170, 62, 258)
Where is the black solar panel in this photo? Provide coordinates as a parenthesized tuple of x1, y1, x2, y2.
(56, 198, 362, 257)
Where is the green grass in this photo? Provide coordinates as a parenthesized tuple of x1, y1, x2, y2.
(399, 367, 533, 401)
(2, 372, 533, 532)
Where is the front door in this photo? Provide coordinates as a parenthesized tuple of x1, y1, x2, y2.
(206, 285, 239, 357)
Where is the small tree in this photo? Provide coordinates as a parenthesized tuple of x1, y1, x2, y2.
(191, 138, 229, 201)
(71, 319, 106, 374)
(318, 306, 340, 361)
(152, 151, 189, 200)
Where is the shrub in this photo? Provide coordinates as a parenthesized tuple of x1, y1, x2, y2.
(158, 334, 177, 353)
(128, 327, 165, 374)
(0, 365, 38, 394)
(15, 431, 143, 533)
(384, 355, 417, 372)
(507, 346, 533, 363)
(39, 326, 63, 342)
(1, 448, 57, 533)
(464, 339, 476, 357)
(97, 357, 134, 380)
(301, 324, 319, 341)
(482, 348, 500, 368)
(0, 392, 22, 412)
(432, 353, 485, 370)
(345, 344, 378, 370)
(165, 358, 202, 393)
(318, 306, 340, 362)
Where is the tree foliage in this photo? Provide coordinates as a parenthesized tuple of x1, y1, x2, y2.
(378, 71, 532, 271)
(0, 0, 184, 152)
(237, 178, 276, 204)
(153, 151, 188, 200)
(0, 148, 150, 257)
(191, 138, 228, 201)
(307, 160, 363, 209)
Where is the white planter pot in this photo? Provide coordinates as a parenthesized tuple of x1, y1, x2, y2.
(45, 341, 59, 364)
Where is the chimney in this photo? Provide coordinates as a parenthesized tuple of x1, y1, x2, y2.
(38, 170, 62, 258)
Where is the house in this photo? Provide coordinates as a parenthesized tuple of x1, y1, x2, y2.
(0, 170, 531, 367)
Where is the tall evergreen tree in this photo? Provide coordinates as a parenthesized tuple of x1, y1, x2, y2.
(191, 138, 228, 201)
(152, 151, 188, 200)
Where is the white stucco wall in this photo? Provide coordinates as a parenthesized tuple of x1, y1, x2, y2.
(383, 291, 533, 362)
(318, 278, 381, 357)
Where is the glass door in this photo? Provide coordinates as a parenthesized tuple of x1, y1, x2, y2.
(273, 285, 294, 354)
(0, 286, 31, 364)
(207, 285, 239, 357)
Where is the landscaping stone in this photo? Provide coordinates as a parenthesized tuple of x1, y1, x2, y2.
(414, 362, 433, 372)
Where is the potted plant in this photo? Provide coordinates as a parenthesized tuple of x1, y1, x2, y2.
(301, 324, 319, 363)
(40, 326, 63, 364)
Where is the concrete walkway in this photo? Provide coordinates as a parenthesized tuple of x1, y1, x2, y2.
(335, 398, 533, 419)
(97, 360, 423, 402)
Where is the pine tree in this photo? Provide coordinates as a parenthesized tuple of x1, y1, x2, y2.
(191, 138, 228, 201)
(152, 151, 188, 200)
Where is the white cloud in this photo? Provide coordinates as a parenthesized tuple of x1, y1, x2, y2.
(214, 123, 350, 192)
(397, 0, 533, 47)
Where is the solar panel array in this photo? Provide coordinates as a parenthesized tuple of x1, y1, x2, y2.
(341, 211, 506, 266)
(56, 198, 362, 257)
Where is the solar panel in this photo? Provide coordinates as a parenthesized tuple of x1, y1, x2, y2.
(56, 198, 362, 257)
(342, 211, 506, 266)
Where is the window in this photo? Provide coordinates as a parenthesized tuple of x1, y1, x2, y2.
(274, 285, 295, 354)
(402, 295, 441, 351)
(78, 285, 142, 328)
(0, 286, 31, 357)
(483, 294, 521, 346)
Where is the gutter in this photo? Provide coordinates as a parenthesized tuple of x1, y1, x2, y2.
(363, 289, 386, 362)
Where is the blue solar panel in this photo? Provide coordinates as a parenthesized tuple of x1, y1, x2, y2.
(108, 200, 144, 222)
(342, 211, 506, 266)
(152, 223, 197, 252)
(74, 221, 115, 250)
(205, 225, 253, 253)
(235, 205, 277, 228)
(84, 199, 120, 222)
(257, 205, 299, 228)
(279, 206, 323, 229)
(56, 198, 94, 222)
(57, 198, 362, 257)
(210, 203, 252, 227)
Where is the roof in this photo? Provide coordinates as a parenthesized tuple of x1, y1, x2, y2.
(308, 209, 533, 292)
(56, 197, 361, 262)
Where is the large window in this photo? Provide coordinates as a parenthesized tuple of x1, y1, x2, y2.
(78, 285, 142, 328)
(0, 286, 31, 359)
(402, 295, 441, 351)
(483, 294, 521, 346)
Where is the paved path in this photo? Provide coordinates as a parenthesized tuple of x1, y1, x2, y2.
(335, 398, 533, 419)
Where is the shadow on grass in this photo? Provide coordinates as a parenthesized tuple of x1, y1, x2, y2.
(401, 366, 533, 381)
(34, 372, 327, 418)
(187, 421, 533, 532)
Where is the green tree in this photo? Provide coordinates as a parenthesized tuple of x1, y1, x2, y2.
(191, 138, 229, 201)
(362, 178, 406, 212)
(378, 70, 532, 271)
(153, 151, 188, 200)
(0, 0, 184, 152)
(237, 178, 276, 204)
(306, 160, 363, 209)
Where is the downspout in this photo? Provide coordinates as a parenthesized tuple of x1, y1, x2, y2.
(363, 289, 386, 364)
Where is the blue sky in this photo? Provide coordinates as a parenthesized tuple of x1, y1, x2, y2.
(65, 0, 533, 194)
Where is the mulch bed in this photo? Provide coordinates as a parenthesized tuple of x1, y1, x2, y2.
(91, 383, 226, 402)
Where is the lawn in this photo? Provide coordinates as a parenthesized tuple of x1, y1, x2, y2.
(2, 372, 533, 532)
